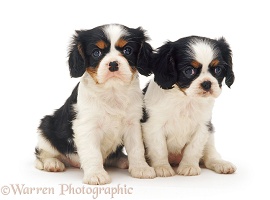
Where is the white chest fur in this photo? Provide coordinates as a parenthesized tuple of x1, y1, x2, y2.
(73, 73, 143, 158)
(144, 81, 214, 154)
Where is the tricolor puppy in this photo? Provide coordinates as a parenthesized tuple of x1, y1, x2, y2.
(35, 24, 156, 185)
(142, 36, 236, 176)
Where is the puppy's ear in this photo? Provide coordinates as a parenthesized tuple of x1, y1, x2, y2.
(217, 37, 235, 88)
(68, 31, 86, 78)
(137, 41, 153, 76)
(152, 42, 177, 89)
(135, 27, 153, 76)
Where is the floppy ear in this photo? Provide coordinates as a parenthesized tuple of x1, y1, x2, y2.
(133, 27, 153, 76)
(137, 41, 153, 76)
(217, 37, 235, 88)
(152, 42, 177, 89)
(68, 31, 86, 78)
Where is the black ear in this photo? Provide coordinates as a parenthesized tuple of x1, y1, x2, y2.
(137, 41, 153, 76)
(152, 42, 177, 89)
(134, 27, 153, 76)
(68, 31, 86, 78)
(217, 37, 235, 88)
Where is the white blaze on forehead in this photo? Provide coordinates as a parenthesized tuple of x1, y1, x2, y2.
(103, 24, 129, 50)
(188, 39, 217, 72)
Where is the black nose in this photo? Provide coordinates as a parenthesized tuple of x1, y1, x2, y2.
(109, 61, 119, 72)
(201, 81, 212, 91)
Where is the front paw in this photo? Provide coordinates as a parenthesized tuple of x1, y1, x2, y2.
(154, 165, 175, 177)
(129, 166, 156, 179)
(83, 170, 111, 185)
(177, 164, 201, 176)
(210, 160, 236, 174)
(37, 158, 65, 172)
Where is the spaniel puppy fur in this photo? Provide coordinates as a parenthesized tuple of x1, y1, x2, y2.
(142, 36, 236, 177)
(35, 24, 156, 185)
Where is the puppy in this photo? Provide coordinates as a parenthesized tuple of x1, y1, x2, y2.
(142, 36, 236, 176)
(35, 24, 156, 185)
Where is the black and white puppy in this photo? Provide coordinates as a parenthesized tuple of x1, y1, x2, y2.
(142, 36, 236, 177)
(35, 24, 156, 185)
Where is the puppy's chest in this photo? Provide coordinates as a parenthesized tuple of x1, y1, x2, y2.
(100, 120, 123, 154)
(169, 99, 208, 124)
(99, 88, 129, 114)
(97, 89, 139, 156)
(88, 88, 140, 132)
(165, 99, 212, 150)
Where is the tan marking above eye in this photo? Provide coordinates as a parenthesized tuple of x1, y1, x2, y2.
(210, 59, 220, 67)
(116, 38, 128, 48)
(95, 40, 107, 49)
(191, 60, 202, 68)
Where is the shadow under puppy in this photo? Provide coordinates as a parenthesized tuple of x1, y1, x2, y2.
(142, 36, 236, 176)
(35, 24, 156, 184)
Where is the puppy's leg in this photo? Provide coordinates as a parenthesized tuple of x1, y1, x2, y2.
(73, 123, 111, 185)
(203, 134, 236, 174)
(35, 134, 65, 172)
(124, 122, 156, 179)
(143, 128, 175, 177)
(104, 146, 129, 169)
(177, 125, 209, 176)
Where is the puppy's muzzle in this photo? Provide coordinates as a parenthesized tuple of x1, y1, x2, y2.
(109, 61, 119, 72)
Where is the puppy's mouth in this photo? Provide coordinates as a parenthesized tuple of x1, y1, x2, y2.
(177, 86, 215, 98)
(105, 71, 127, 81)
(198, 88, 222, 98)
(101, 71, 131, 83)
(200, 89, 213, 97)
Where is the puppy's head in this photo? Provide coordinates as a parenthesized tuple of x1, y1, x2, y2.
(68, 24, 152, 84)
(152, 36, 235, 98)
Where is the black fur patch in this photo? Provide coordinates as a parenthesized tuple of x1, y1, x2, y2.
(140, 82, 150, 123)
(142, 81, 150, 95)
(38, 83, 79, 155)
(140, 107, 149, 123)
(207, 121, 214, 133)
(35, 147, 41, 159)
(106, 145, 125, 159)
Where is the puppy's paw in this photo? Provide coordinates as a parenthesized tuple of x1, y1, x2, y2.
(154, 165, 175, 177)
(38, 158, 65, 172)
(209, 160, 236, 174)
(83, 170, 111, 185)
(35, 159, 44, 170)
(177, 164, 201, 176)
(129, 166, 156, 179)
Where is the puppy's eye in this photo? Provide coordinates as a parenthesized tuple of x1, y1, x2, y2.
(92, 49, 102, 58)
(183, 67, 196, 78)
(214, 66, 222, 75)
(123, 46, 133, 55)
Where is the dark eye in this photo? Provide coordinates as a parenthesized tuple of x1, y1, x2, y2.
(183, 67, 196, 78)
(92, 49, 102, 58)
(214, 66, 222, 75)
(123, 46, 133, 55)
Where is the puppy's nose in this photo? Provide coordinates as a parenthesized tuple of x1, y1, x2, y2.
(201, 81, 212, 91)
(109, 61, 119, 72)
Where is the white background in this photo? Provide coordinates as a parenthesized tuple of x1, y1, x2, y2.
(0, 0, 269, 199)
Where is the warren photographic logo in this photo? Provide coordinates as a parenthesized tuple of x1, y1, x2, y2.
(1, 183, 133, 199)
